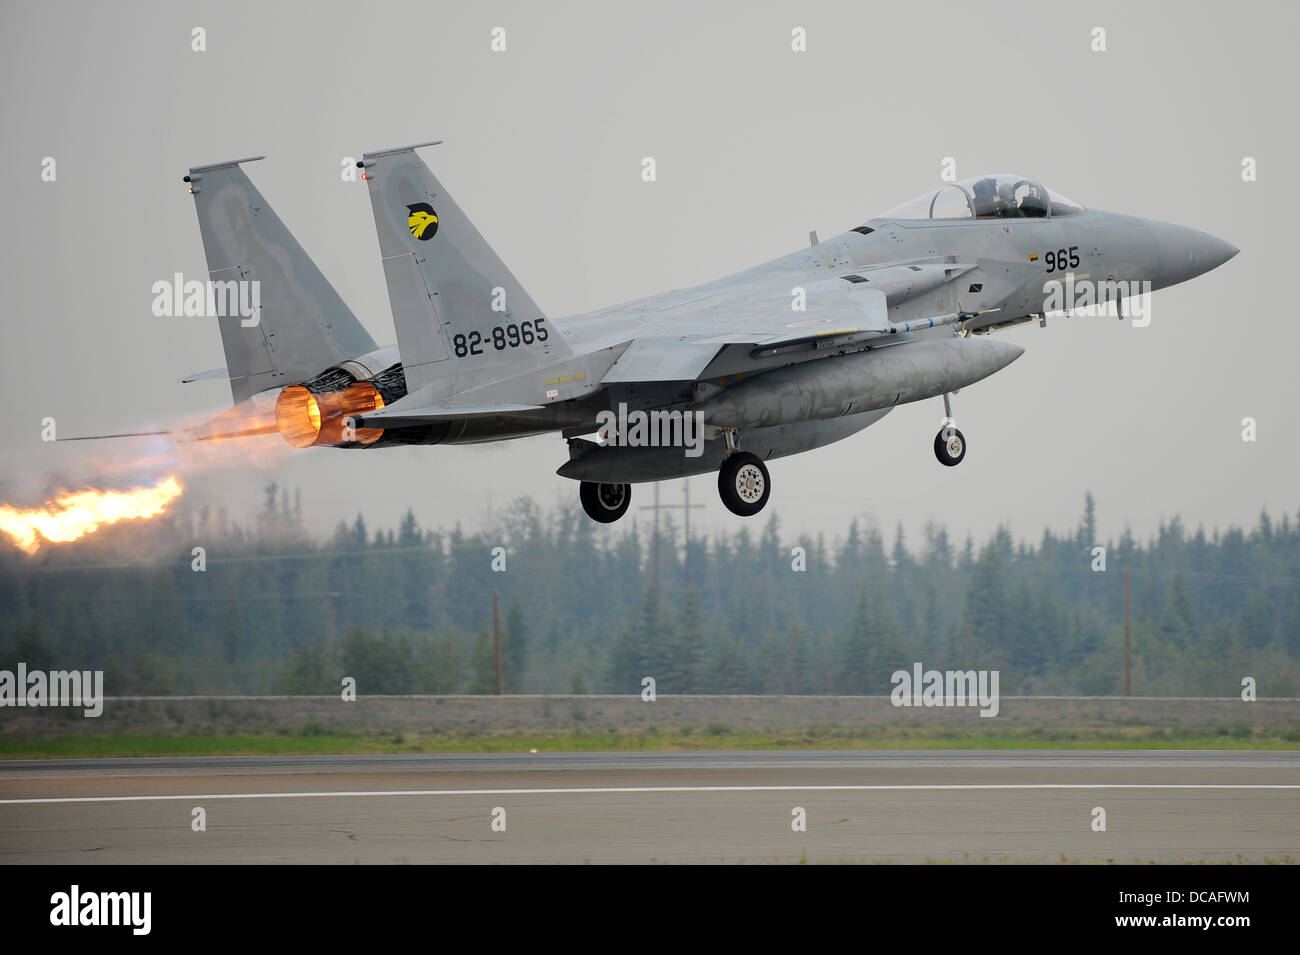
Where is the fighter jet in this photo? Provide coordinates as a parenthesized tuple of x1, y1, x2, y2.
(175, 143, 1236, 522)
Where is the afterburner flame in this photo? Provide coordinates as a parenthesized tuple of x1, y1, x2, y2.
(275, 382, 385, 447)
(0, 476, 184, 554)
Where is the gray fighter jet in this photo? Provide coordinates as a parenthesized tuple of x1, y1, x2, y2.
(178, 144, 1236, 522)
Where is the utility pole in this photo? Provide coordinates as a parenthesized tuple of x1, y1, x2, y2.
(493, 587, 503, 696)
(639, 483, 662, 592)
(680, 481, 703, 573)
(326, 592, 335, 659)
(638, 480, 705, 588)
(653, 483, 660, 589)
(1123, 566, 1131, 697)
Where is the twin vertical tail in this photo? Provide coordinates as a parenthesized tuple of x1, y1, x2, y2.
(358, 141, 572, 400)
(186, 145, 565, 407)
(185, 157, 377, 403)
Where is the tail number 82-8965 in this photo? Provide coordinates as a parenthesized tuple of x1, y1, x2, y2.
(453, 319, 549, 357)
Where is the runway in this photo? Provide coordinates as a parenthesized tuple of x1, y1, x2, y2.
(1, 751, 1296, 864)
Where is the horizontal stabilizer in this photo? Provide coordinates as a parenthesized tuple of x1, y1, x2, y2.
(180, 367, 228, 383)
(56, 430, 173, 442)
(192, 422, 281, 441)
(57, 420, 280, 443)
(353, 402, 544, 428)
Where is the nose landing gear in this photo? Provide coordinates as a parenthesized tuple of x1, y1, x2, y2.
(934, 392, 967, 467)
(934, 426, 966, 466)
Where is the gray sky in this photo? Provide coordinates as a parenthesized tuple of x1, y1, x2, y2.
(2, 0, 1296, 552)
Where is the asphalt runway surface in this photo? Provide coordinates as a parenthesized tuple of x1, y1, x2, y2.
(1, 750, 1296, 864)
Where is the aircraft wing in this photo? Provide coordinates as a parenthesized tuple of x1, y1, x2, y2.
(600, 261, 979, 383)
(600, 340, 734, 383)
(601, 276, 889, 384)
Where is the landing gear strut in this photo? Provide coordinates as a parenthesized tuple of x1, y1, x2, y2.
(934, 392, 966, 467)
(718, 451, 771, 517)
(579, 481, 631, 523)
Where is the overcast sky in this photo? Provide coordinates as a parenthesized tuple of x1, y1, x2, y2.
(2, 0, 1296, 553)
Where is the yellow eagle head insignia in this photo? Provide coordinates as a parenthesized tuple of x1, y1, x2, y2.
(406, 202, 438, 240)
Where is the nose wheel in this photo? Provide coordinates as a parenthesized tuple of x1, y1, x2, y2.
(934, 426, 966, 466)
(580, 481, 632, 523)
(718, 451, 771, 517)
(934, 392, 966, 466)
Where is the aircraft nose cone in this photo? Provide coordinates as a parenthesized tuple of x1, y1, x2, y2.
(1150, 221, 1238, 288)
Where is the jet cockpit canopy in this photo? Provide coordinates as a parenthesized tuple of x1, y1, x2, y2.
(881, 174, 1085, 220)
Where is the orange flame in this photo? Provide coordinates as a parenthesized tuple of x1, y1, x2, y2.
(0, 476, 184, 554)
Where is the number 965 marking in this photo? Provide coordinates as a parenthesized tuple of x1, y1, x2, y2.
(1044, 246, 1080, 273)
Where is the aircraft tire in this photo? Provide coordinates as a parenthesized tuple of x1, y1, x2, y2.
(718, 452, 771, 517)
(934, 427, 966, 467)
(580, 481, 631, 523)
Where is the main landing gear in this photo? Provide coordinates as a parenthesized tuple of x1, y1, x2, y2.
(934, 392, 967, 467)
(579, 481, 631, 523)
(575, 429, 774, 523)
(715, 428, 771, 517)
(718, 451, 771, 517)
